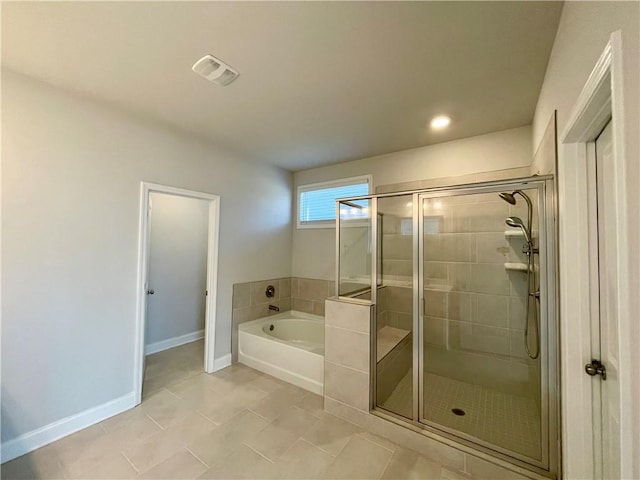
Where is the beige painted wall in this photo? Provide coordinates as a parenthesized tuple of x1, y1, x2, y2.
(293, 126, 533, 280)
(1, 71, 293, 444)
(531, 2, 640, 476)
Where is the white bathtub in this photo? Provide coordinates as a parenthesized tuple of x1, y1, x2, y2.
(238, 311, 324, 394)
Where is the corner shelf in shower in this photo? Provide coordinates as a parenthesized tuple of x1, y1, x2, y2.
(504, 230, 526, 238)
(504, 262, 529, 272)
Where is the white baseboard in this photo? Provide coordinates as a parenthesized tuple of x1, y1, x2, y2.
(1, 392, 136, 464)
(145, 329, 204, 355)
(212, 353, 232, 372)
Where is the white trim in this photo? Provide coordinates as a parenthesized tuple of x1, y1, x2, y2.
(213, 353, 232, 372)
(0, 393, 135, 463)
(296, 174, 372, 229)
(144, 330, 205, 355)
(134, 182, 221, 405)
(559, 30, 633, 479)
(204, 197, 221, 374)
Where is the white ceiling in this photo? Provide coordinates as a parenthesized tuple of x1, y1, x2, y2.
(2, 2, 563, 171)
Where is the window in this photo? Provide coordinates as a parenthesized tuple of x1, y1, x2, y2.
(297, 175, 371, 228)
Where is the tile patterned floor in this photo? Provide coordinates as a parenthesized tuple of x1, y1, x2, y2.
(382, 371, 541, 460)
(1, 341, 473, 480)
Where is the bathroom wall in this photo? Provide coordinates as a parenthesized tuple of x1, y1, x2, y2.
(293, 126, 533, 281)
(376, 166, 532, 194)
(1, 71, 293, 448)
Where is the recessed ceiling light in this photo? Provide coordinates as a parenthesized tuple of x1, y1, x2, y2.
(430, 115, 451, 129)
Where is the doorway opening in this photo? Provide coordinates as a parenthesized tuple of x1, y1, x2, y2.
(134, 182, 220, 405)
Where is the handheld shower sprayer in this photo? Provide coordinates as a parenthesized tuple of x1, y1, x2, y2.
(506, 216, 532, 246)
(498, 189, 539, 360)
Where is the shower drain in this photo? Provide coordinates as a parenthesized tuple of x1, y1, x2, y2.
(451, 408, 466, 416)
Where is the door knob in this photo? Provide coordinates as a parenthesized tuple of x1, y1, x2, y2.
(146, 289, 155, 295)
(585, 359, 606, 380)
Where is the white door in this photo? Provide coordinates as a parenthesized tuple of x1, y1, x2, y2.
(594, 120, 621, 479)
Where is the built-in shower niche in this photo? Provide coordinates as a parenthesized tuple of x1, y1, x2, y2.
(336, 178, 556, 475)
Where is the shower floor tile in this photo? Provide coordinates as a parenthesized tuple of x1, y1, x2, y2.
(380, 372, 541, 460)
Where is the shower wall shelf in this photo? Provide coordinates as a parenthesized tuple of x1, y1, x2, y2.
(504, 230, 526, 237)
(504, 262, 529, 271)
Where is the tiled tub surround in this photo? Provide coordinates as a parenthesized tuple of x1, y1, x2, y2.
(324, 297, 539, 480)
(231, 276, 334, 361)
(291, 277, 335, 316)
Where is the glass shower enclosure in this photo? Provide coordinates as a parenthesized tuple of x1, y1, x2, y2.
(336, 176, 558, 477)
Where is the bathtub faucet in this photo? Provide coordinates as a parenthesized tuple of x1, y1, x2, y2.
(268, 305, 280, 312)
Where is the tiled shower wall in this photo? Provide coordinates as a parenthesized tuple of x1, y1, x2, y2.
(231, 276, 334, 361)
(373, 189, 539, 398)
(422, 191, 539, 397)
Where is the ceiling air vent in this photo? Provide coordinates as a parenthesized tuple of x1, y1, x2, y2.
(192, 54, 239, 86)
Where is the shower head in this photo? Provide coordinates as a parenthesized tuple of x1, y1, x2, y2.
(506, 216, 531, 244)
(499, 192, 517, 205)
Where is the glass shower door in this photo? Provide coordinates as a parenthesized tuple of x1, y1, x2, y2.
(419, 186, 546, 466)
(374, 194, 415, 419)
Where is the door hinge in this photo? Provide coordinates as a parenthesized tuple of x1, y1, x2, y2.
(585, 359, 607, 380)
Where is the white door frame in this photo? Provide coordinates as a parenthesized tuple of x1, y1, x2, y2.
(559, 30, 634, 479)
(133, 182, 221, 405)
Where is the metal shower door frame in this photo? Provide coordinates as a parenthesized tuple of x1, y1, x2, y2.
(415, 177, 555, 473)
(337, 175, 558, 477)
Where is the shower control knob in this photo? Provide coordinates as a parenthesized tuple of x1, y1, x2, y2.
(585, 359, 606, 380)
